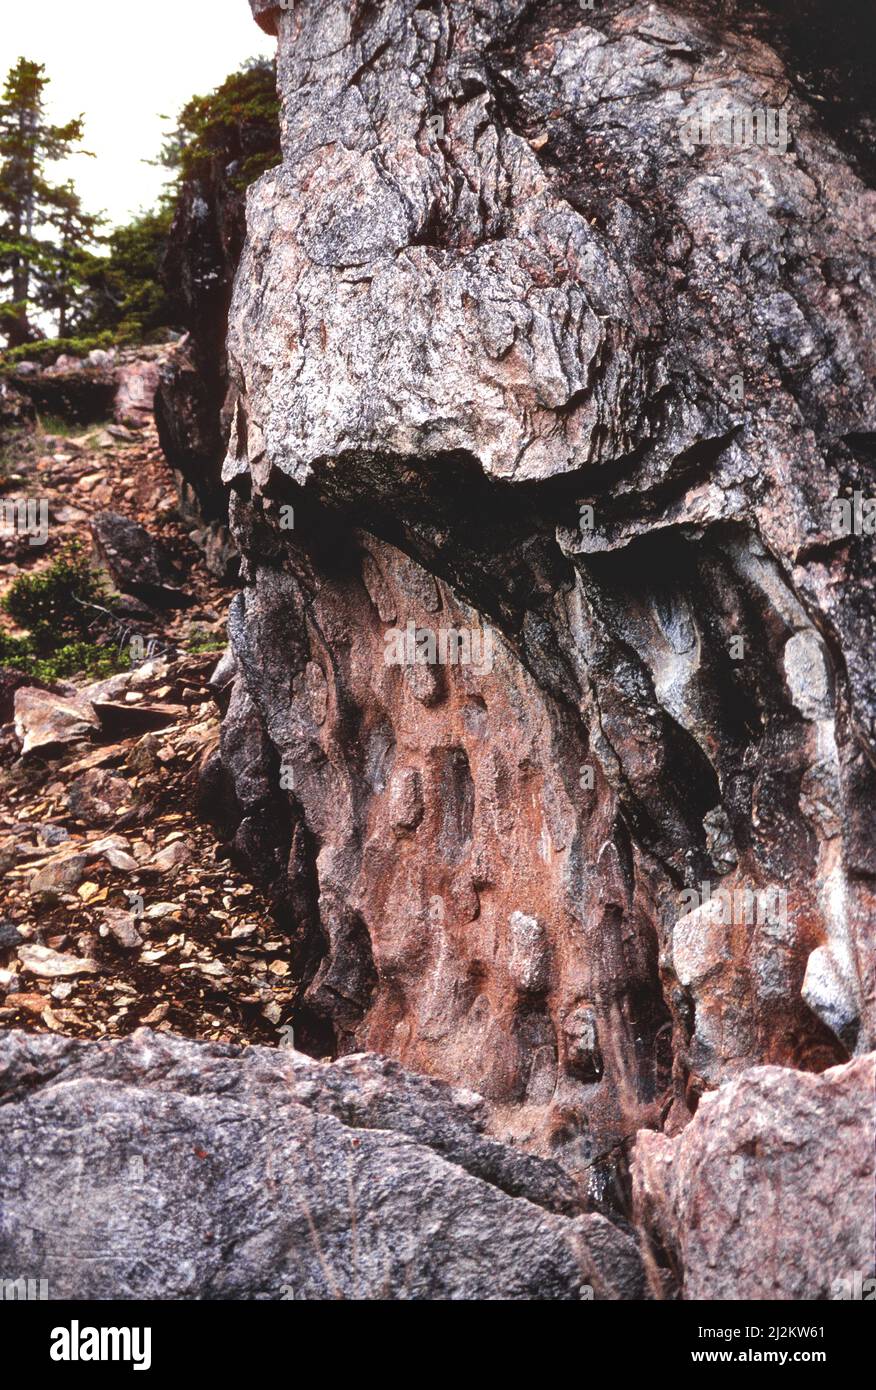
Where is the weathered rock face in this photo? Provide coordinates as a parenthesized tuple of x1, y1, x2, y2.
(0, 1028, 648, 1300)
(215, 0, 876, 1196)
(632, 1052, 876, 1300)
(0, 378, 35, 432)
(7, 354, 117, 424)
(113, 358, 161, 429)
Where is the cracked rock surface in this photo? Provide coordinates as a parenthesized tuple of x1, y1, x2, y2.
(0, 1027, 647, 1300)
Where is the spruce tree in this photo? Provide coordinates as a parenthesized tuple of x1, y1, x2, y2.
(0, 57, 96, 346)
(39, 180, 105, 337)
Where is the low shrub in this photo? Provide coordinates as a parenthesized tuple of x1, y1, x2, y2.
(0, 332, 119, 371)
(2, 543, 107, 651)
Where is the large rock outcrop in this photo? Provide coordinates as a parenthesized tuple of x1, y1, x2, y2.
(210, 0, 875, 1204)
(0, 1028, 648, 1300)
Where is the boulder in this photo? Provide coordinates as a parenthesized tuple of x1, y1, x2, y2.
(210, 0, 876, 1176)
(0, 1029, 648, 1301)
(89, 511, 190, 608)
(632, 1054, 876, 1300)
(8, 360, 116, 424)
(113, 358, 160, 428)
(0, 668, 61, 724)
(13, 687, 99, 756)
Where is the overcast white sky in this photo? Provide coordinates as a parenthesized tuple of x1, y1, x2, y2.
(0, 0, 276, 227)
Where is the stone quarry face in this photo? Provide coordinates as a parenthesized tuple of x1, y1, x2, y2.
(211, 0, 876, 1197)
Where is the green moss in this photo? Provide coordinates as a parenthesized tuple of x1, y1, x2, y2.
(0, 631, 130, 681)
(36, 414, 84, 438)
(186, 629, 225, 654)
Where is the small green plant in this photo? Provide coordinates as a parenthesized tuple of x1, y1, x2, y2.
(0, 544, 134, 680)
(2, 543, 106, 651)
(0, 631, 33, 667)
(40, 641, 131, 681)
(37, 413, 83, 438)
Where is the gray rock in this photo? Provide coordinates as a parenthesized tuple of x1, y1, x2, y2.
(147, 839, 193, 876)
(0, 1029, 647, 1301)
(0, 921, 24, 951)
(16, 945, 100, 979)
(89, 512, 190, 609)
(99, 909, 143, 951)
(37, 824, 71, 848)
(28, 853, 89, 901)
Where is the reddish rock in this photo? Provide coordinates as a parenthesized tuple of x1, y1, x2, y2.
(67, 768, 135, 826)
(214, 0, 876, 1185)
(148, 839, 193, 877)
(99, 908, 143, 950)
(6, 994, 50, 1016)
(0, 668, 61, 724)
(92, 700, 188, 736)
(632, 1054, 876, 1300)
(13, 687, 99, 756)
(113, 358, 160, 428)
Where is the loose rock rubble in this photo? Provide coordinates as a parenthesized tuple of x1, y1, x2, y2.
(0, 393, 301, 1050)
(0, 656, 306, 1046)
